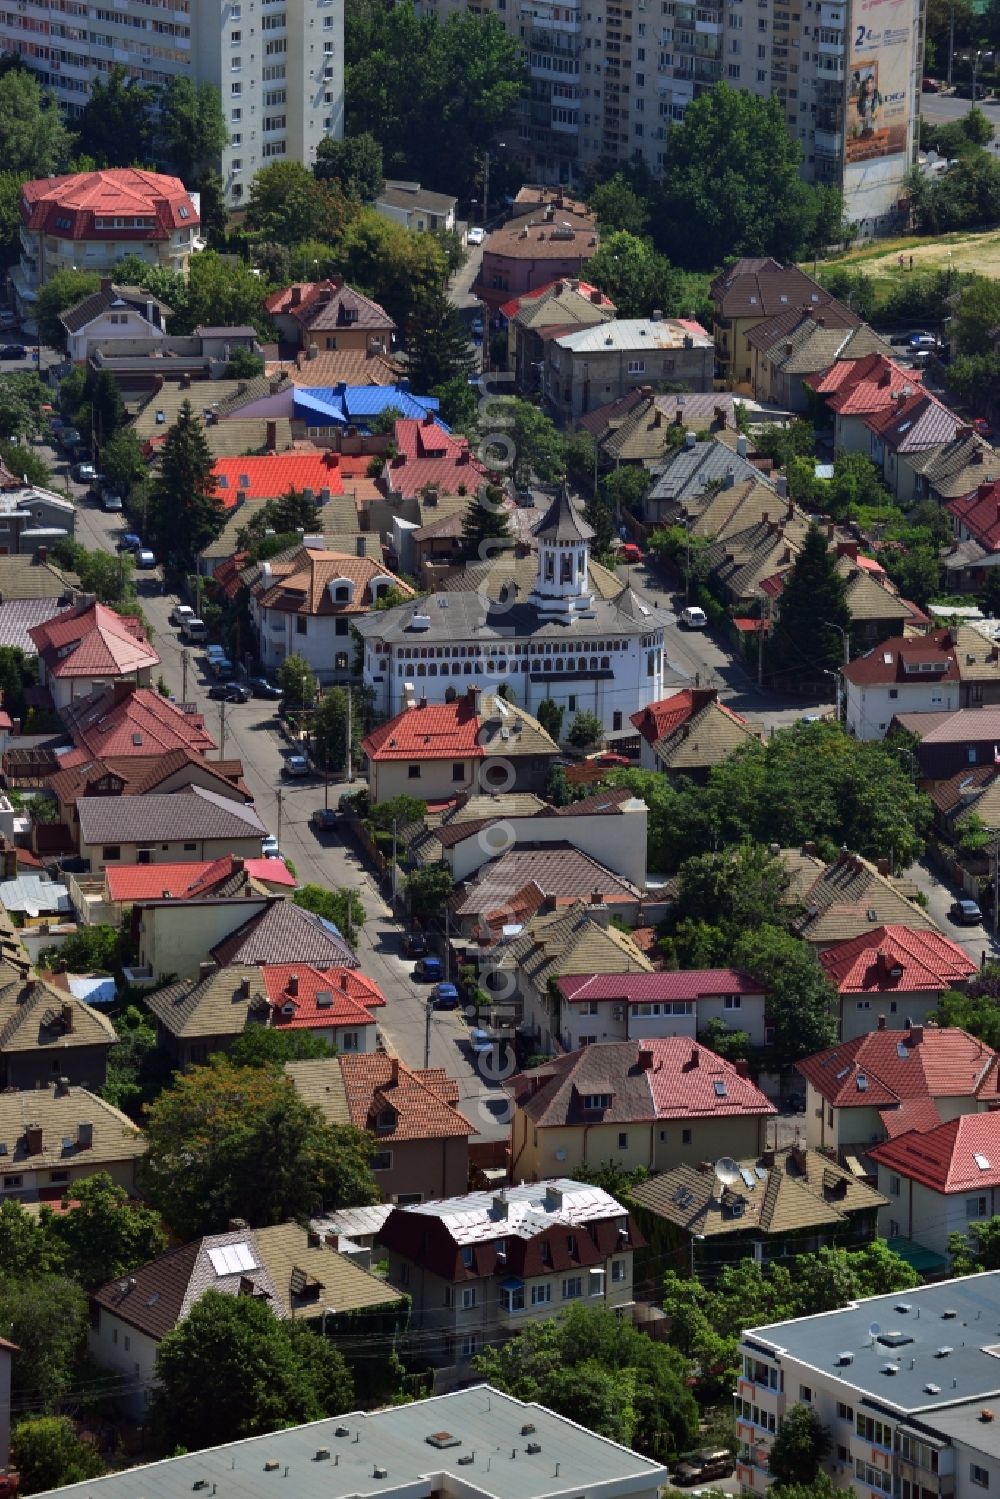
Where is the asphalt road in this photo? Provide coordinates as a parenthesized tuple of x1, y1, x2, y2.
(37, 437, 511, 1141)
(903, 855, 1000, 965)
(921, 87, 1000, 143)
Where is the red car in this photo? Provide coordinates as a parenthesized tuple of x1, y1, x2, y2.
(922, 76, 941, 91)
(620, 543, 644, 563)
(592, 752, 632, 767)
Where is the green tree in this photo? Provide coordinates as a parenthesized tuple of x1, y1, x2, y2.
(0, 371, 46, 441)
(75, 65, 154, 165)
(567, 710, 603, 750)
(483, 399, 565, 488)
(89, 367, 126, 453)
(0, 1275, 89, 1408)
(473, 1303, 698, 1461)
(0, 1199, 64, 1279)
(229, 1028, 334, 1068)
(293, 882, 365, 938)
(180, 251, 272, 337)
(49, 1172, 166, 1291)
(312, 687, 350, 776)
(955, 274, 1000, 356)
(246, 160, 353, 247)
(278, 651, 317, 707)
(536, 697, 565, 743)
(768, 522, 850, 683)
(101, 427, 144, 496)
(12, 1417, 103, 1495)
(673, 845, 791, 947)
(368, 794, 428, 831)
(405, 864, 455, 923)
(224, 345, 265, 379)
(159, 76, 229, 183)
(38, 921, 124, 974)
(589, 175, 650, 237)
(147, 399, 224, 571)
(654, 84, 824, 270)
(0, 171, 25, 264)
(0, 644, 36, 722)
(407, 285, 477, 392)
(732, 924, 838, 1068)
(0, 438, 49, 489)
(586, 231, 680, 318)
(141, 1056, 378, 1238)
(36, 270, 101, 351)
(151, 1290, 353, 1452)
(102, 1004, 168, 1120)
(51, 538, 135, 607)
(460, 482, 512, 561)
(880, 544, 942, 609)
(768, 1405, 832, 1487)
(314, 131, 384, 202)
(0, 69, 72, 177)
(946, 352, 1000, 412)
(340, 209, 448, 330)
(433, 373, 479, 435)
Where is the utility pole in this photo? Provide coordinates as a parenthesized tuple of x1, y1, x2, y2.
(276, 786, 283, 845)
(424, 999, 432, 1069)
(948, 1, 956, 86)
(482, 150, 491, 229)
(391, 818, 398, 903)
(181, 648, 189, 705)
(219, 701, 226, 760)
(444, 904, 451, 983)
(346, 685, 352, 783)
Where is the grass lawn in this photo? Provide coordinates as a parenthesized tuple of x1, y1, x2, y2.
(805, 225, 1000, 310)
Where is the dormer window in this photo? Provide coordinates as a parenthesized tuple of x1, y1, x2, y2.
(376, 1107, 395, 1132)
(583, 1093, 612, 1111)
(541, 1240, 552, 1265)
(328, 576, 354, 605)
(462, 1246, 474, 1268)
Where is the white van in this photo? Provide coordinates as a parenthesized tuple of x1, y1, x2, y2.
(180, 617, 208, 642)
(680, 605, 708, 629)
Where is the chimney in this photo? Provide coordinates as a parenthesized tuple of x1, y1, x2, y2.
(590, 288, 602, 304)
(307, 1228, 321, 1248)
(468, 682, 482, 715)
(877, 1014, 887, 1030)
(339, 971, 348, 991)
(54, 1075, 70, 1097)
(776, 475, 788, 499)
(356, 535, 366, 558)
(199, 960, 215, 981)
(690, 1045, 699, 1067)
(910, 1025, 924, 1045)
(589, 888, 604, 906)
(25, 1123, 42, 1154)
(61, 1001, 73, 1034)
(288, 973, 299, 997)
(684, 430, 696, 450)
(791, 1145, 808, 1173)
(638, 1045, 654, 1071)
(736, 434, 748, 459)
(827, 521, 835, 541)
(100, 276, 112, 294)
(240, 976, 251, 998)
(554, 281, 565, 295)
(78, 1120, 93, 1149)
(876, 857, 890, 875)
(325, 1232, 340, 1250)
(958, 424, 974, 440)
(390, 1056, 400, 1084)
(265, 419, 278, 450)
(418, 691, 428, 710)
(290, 286, 302, 307)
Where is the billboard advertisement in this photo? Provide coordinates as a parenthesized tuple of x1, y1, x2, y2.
(843, 0, 917, 222)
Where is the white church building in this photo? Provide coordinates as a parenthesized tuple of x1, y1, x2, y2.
(354, 487, 673, 736)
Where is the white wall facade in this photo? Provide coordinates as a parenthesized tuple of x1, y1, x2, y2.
(67, 306, 166, 363)
(840, 991, 943, 1041)
(876, 1168, 1000, 1259)
(846, 679, 958, 740)
(88, 1307, 159, 1419)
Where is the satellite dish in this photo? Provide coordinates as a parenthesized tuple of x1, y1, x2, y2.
(714, 1157, 741, 1187)
(869, 1322, 881, 1338)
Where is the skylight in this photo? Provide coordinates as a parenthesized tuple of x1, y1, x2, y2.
(208, 1242, 257, 1276)
(856, 1074, 868, 1092)
(976, 1153, 991, 1170)
(714, 1079, 727, 1097)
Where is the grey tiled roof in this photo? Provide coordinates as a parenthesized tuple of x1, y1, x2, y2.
(76, 786, 266, 845)
(210, 900, 358, 968)
(0, 597, 68, 654)
(648, 435, 774, 505)
(354, 582, 671, 647)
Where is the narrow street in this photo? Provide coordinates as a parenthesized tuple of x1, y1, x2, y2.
(40, 438, 511, 1140)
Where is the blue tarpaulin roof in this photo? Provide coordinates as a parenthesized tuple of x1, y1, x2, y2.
(293, 385, 442, 428)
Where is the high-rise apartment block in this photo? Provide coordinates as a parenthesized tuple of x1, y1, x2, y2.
(0, 0, 344, 206)
(425, 0, 924, 232)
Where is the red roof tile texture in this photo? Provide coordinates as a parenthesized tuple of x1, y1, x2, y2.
(842, 629, 961, 687)
(948, 481, 1000, 554)
(106, 856, 241, 903)
(559, 969, 765, 1004)
(796, 1026, 1000, 1108)
(362, 697, 487, 762)
(30, 602, 159, 680)
(63, 685, 216, 759)
(21, 168, 199, 240)
(339, 1053, 474, 1141)
(819, 925, 976, 994)
(870, 1111, 1000, 1192)
(810, 353, 921, 416)
(261, 963, 385, 1030)
(212, 452, 345, 507)
(384, 415, 490, 499)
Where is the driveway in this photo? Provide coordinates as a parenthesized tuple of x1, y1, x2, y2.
(903, 855, 999, 965)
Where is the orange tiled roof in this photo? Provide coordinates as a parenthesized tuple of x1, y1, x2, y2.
(339, 1053, 474, 1140)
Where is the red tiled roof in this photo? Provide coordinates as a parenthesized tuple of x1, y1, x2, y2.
(819, 925, 976, 994)
(261, 963, 385, 1030)
(265, 279, 395, 334)
(796, 1026, 1000, 1108)
(879, 1097, 943, 1140)
(244, 857, 297, 887)
(20, 168, 198, 240)
(864, 390, 957, 451)
(383, 415, 490, 499)
(106, 857, 238, 903)
(810, 353, 921, 415)
(29, 602, 159, 680)
(212, 551, 249, 601)
(339, 1053, 474, 1140)
(869, 1111, 1000, 1192)
(362, 697, 486, 762)
(211, 452, 345, 507)
(630, 691, 696, 746)
(948, 481, 1000, 554)
(62, 685, 216, 759)
(842, 629, 960, 687)
(559, 969, 765, 1004)
(498, 279, 614, 321)
(507, 1037, 776, 1126)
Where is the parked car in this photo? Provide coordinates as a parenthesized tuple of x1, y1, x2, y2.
(0, 344, 26, 361)
(117, 533, 142, 553)
(403, 932, 428, 958)
(135, 549, 156, 569)
(619, 542, 644, 563)
(908, 331, 938, 349)
(205, 644, 227, 660)
(209, 655, 234, 678)
(58, 428, 82, 453)
(261, 835, 280, 859)
(281, 753, 310, 778)
(170, 604, 195, 628)
(310, 807, 339, 831)
(468, 1026, 495, 1056)
(467, 226, 485, 246)
(180, 618, 208, 643)
(431, 982, 461, 1010)
(248, 676, 283, 699)
(71, 461, 97, 483)
(922, 75, 941, 91)
(101, 493, 123, 513)
(413, 956, 443, 982)
(672, 1450, 735, 1488)
(951, 898, 983, 925)
(225, 683, 251, 703)
(590, 751, 631, 767)
(680, 605, 708, 629)
(207, 682, 231, 700)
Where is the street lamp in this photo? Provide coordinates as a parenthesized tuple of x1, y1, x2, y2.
(822, 666, 842, 722)
(823, 619, 850, 666)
